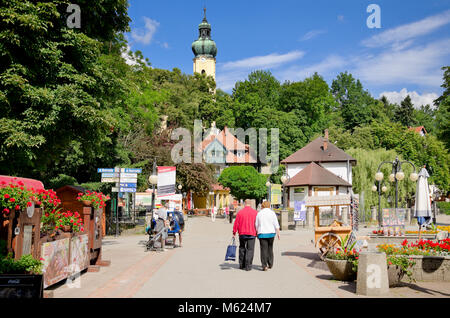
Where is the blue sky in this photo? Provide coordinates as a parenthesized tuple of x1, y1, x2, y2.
(124, 0, 450, 107)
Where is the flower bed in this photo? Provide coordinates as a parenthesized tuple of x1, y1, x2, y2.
(376, 239, 450, 282)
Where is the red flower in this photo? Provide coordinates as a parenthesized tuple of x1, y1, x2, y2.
(27, 201, 32, 207)
(15, 205, 20, 210)
(2, 208, 10, 214)
(4, 194, 10, 199)
(9, 198, 15, 203)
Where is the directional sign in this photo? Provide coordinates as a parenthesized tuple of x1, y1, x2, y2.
(97, 168, 114, 173)
(111, 187, 119, 192)
(101, 177, 120, 183)
(120, 187, 136, 193)
(121, 168, 142, 173)
(120, 173, 138, 178)
(119, 177, 137, 183)
(101, 172, 120, 178)
(119, 183, 137, 188)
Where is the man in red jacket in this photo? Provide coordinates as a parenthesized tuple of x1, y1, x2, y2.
(233, 200, 258, 271)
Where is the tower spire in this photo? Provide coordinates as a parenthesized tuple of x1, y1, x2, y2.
(203, 6, 207, 22)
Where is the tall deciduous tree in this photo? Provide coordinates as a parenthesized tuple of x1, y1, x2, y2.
(218, 166, 266, 202)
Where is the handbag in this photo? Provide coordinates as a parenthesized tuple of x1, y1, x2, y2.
(225, 237, 237, 261)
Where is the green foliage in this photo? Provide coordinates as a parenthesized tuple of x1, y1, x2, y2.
(346, 148, 416, 214)
(47, 174, 78, 190)
(218, 166, 266, 201)
(395, 95, 416, 127)
(437, 202, 450, 215)
(0, 254, 43, 275)
(434, 66, 450, 148)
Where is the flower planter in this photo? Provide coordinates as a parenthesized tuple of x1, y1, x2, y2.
(325, 259, 356, 281)
(82, 200, 92, 206)
(61, 225, 72, 232)
(387, 265, 405, 287)
(0, 274, 43, 298)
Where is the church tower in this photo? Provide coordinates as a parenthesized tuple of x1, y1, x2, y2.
(192, 8, 217, 80)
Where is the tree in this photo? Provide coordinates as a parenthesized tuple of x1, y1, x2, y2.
(434, 66, 450, 148)
(331, 72, 377, 130)
(218, 166, 266, 202)
(395, 95, 416, 127)
(0, 0, 130, 183)
(413, 104, 435, 134)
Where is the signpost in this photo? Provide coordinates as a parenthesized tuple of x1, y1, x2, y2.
(98, 168, 142, 236)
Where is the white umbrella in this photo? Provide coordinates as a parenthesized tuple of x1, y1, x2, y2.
(414, 167, 432, 238)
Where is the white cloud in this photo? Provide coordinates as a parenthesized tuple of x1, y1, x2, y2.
(300, 29, 326, 41)
(121, 45, 138, 66)
(220, 51, 305, 70)
(277, 55, 348, 82)
(131, 17, 160, 45)
(362, 10, 450, 48)
(353, 38, 450, 87)
(379, 89, 439, 108)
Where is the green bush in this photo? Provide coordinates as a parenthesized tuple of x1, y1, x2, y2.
(0, 254, 43, 274)
(437, 201, 450, 215)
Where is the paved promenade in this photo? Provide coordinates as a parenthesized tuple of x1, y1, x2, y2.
(49, 214, 450, 298)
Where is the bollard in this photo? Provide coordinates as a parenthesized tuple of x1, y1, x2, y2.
(307, 207, 314, 229)
(280, 210, 289, 231)
(356, 252, 389, 296)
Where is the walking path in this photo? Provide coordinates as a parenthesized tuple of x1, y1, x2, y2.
(49, 214, 450, 298)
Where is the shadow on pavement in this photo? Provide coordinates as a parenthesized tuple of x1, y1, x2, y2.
(102, 240, 120, 246)
(219, 263, 240, 270)
(393, 282, 450, 297)
(282, 251, 328, 271)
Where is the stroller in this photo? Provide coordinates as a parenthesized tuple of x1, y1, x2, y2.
(145, 217, 168, 251)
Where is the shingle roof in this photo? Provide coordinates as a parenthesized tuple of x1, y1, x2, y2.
(281, 137, 356, 164)
(286, 162, 352, 187)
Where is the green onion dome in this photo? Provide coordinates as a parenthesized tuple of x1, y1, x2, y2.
(191, 9, 217, 58)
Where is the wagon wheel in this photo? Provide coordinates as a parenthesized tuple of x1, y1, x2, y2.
(316, 232, 342, 261)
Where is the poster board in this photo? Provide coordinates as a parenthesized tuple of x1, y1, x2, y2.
(293, 200, 306, 221)
(70, 234, 89, 272)
(270, 184, 282, 205)
(41, 238, 70, 288)
(157, 166, 176, 197)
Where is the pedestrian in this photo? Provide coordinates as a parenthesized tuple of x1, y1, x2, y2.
(255, 201, 280, 271)
(156, 202, 169, 251)
(232, 199, 258, 271)
(228, 203, 234, 224)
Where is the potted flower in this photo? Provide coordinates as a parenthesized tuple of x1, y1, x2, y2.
(325, 235, 359, 281)
(76, 190, 110, 210)
(0, 181, 33, 217)
(55, 211, 84, 233)
(377, 241, 417, 286)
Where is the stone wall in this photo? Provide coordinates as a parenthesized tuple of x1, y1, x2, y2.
(406, 255, 450, 282)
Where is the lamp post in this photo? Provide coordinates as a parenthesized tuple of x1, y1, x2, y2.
(371, 180, 388, 230)
(280, 174, 290, 210)
(266, 180, 271, 201)
(148, 160, 158, 222)
(374, 157, 418, 228)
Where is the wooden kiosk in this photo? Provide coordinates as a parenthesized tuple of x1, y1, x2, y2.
(55, 185, 110, 270)
(305, 194, 352, 260)
(0, 176, 44, 260)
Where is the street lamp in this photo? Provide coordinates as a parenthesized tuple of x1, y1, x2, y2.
(374, 157, 417, 228)
(281, 174, 290, 210)
(372, 180, 388, 230)
(178, 184, 183, 193)
(266, 180, 271, 202)
(148, 160, 158, 221)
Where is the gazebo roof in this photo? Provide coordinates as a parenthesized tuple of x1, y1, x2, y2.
(286, 162, 352, 187)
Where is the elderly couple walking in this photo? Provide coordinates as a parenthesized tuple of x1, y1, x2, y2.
(232, 200, 280, 271)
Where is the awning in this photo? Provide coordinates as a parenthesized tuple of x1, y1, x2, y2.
(305, 195, 351, 207)
(0, 175, 45, 190)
